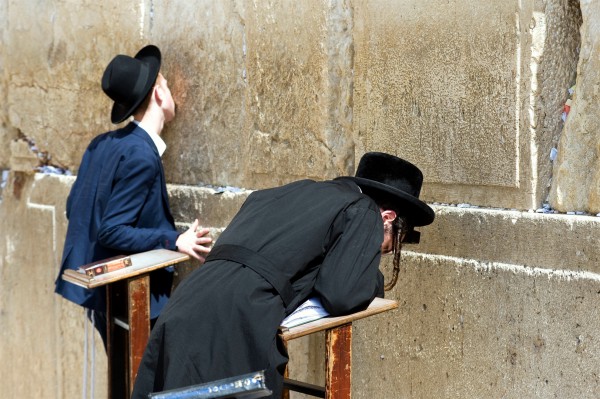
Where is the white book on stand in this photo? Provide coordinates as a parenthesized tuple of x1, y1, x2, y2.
(281, 297, 330, 329)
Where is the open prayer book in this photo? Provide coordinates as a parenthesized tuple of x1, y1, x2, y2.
(280, 297, 330, 329)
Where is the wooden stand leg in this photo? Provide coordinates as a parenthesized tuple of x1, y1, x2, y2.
(107, 275, 150, 399)
(281, 367, 290, 398)
(128, 275, 150, 394)
(107, 280, 128, 399)
(325, 323, 352, 399)
(281, 339, 290, 399)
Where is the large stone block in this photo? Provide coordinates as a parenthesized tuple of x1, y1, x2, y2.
(3, 0, 148, 173)
(4, 0, 583, 208)
(353, 252, 600, 398)
(0, 0, 14, 169)
(0, 173, 106, 398)
(149, 1, 249, 187)
(353, 0, 581, 210)
(152, 0, 356, 188)
(550, 0, 600, 213)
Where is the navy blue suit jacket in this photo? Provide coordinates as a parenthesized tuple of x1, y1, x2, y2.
(55, 123, 179, 318)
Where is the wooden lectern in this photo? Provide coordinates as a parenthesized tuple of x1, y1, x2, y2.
(279, 297, 398, 399)
(62, 249, 190, 398)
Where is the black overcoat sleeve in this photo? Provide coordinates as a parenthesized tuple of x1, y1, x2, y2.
(313, 200, 384, 315)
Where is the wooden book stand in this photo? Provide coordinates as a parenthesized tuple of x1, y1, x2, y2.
(279, 297, 398, 399)
(64, 254, 397, 399)
(62, 249, 190, 398)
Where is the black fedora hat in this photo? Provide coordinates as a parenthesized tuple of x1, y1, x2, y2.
(346, 152, 434, 227)
(101, 45, 161, 124)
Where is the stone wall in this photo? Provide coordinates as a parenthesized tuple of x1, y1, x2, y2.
(1, 0, 599, 398)
(549, 0, 600, 213)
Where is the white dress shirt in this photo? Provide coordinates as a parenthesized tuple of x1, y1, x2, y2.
(132, 120, 167, 157)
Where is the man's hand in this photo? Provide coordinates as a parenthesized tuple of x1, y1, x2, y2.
(176, 219, 212, 263)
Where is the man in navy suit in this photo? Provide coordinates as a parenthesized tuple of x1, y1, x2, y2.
(55, 45, 212, 347)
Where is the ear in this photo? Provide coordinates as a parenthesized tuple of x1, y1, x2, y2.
(380, 209, 397, 224)
(153, 75, 165, 103)
(154, 84, 164, 104)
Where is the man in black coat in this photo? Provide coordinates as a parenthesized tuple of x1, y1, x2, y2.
(132, 152, 435, 398)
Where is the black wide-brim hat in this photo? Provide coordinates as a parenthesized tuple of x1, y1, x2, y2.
(346, 152, 435, 227)
(101, 45, 161, 124)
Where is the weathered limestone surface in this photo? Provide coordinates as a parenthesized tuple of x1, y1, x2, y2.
(353, 0, 580, 210)
(286, 208, 600, 398)
(155, 1, 356, 188)
(3, 174, 599, 399)
(3, 0, 145, 172)
(150, 1, 249, 187)
(415, 206, 600, 273)
(353, 252, 600, 398)
(1, 0, 599, 398)
(0, 0, 15, 169)
(0, 173, 246, 398)
(1, 0, 582, 202)
(0, 173, 107, 398)
(550, 0, 600, 213)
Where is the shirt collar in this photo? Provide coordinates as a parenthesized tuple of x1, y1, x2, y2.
(132, 120, 167, 157)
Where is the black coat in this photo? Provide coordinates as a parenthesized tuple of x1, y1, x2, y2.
(132, 178, 385, 398)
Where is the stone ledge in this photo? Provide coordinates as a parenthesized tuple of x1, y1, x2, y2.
(167, 183, 250, 228)
(28, 173, 600, 276)
(412, 205, 600, 273)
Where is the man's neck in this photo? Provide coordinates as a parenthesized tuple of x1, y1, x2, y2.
(133, 106, 165, 136)
(138, 113, 165, 136)
(132, 119, 167, 157)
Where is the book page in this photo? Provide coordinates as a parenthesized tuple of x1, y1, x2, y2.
(281, 297, 330, 329)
